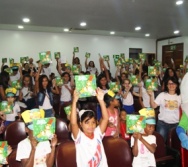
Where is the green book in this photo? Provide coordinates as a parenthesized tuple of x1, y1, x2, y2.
(114, 58, 122, 66)
(11, 80, 22, 90)
(39, 51, 52, 65)
(113, 55, 119, 59)
(55, 77, 63, 86)
(75, 74, 97, 98)
(148, 66, 159, 77)
(154, 61, 161, 67)
(72, 65, 80, 75)
(109, 82, 120, 93)
(130, 75, 140, 86)
(103, 55, 109, 61)
(85, 52, 91, 58)
(4, 68, 13, 75)
(0, 101, 13, 114)
(25, 56, 29, 62)
(64, 105, 72, 116)
(2, 58, 7, 63)
(33, 117, 56, 142)
(0, 141, 8, 164)
(129, 58, 133, 64)
(20, 57, 26, 64)
(162, 68, 166, 73)
(9, 58, 14, 65)
(185, 56, 188, 63)
(54, 52, 61, 59)
(153, 59, 158, 64)
(74, 47, 79, 53)
(120, 53, 125, 59)
(139, 53, 146, 62)
(145, 78, 158, 91)
(126, 115, 146, 133)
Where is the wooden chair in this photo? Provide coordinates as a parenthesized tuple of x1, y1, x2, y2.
(103, 136, 132, 167)
(3, 121, 27, 148)
(55, 141, 76, 167)
(153, 131, 180, 167)
(55, 118, 71, 143)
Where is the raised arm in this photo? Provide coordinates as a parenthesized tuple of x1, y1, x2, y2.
(34, 63, 42, 94)
(70, 90, 80, 139)
(148, 90, 158, 109)
(85, 57, 88, 70)
(72, 52, 75, 65)
(96, 88, 108, 133)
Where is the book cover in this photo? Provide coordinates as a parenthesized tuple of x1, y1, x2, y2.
(114, 57, 122, 66)
(130, 75, 140, 86)
(9, 58, 14, 65)
(113, 55, 119, 59)
(85, 52, 91, 58)
(33, 117, 56, 142)
(154, 61, 161, 67)
(4, 68, 13, 75)
(25, 56, 29, 62)
(145, 78, 158, 91)
(185, 56, 188, 63)
(39, 51, 52, 65)
(20, 57, 26, 64)
(126, 115, 146, 133)
(11, 80, 22, 90)
(148, 66, 159, 77)
(139, 53, 146, 62)
(109, 82, 120, 93)
(55, 77, 63, 87)
(73, 47, 79, 53)
(64, 105, 72, 116)
(103, 55, 109, 61)
(0, 141, 8, 164)
(139, 108, 155, 118)
(129, 58, 133, 64)
(54, 52, 61, 59)
(75, 74, 97, 98)
(72, 65, 80, 75)
(0, 101, 13, 114)
(2, 58, 7, 63)
(120, 53, 125, 59)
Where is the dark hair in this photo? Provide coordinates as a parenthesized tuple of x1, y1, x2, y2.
(61, 72, 71, 81)
(39, 75, 50, 93)
(88, 61, 95, 68)
(162, 68, 178, 84)
(121, 79, 132, 92)
(80, 110, 96, 123)
(0, 72, 10, 89)
(104, 93, 115, 107)
(164, 76, 180, 95)
(22, 74, 33, 91)
(2, 65, 8, 72)
(73, 57, 80, 64)
(97, 74, 109, 89)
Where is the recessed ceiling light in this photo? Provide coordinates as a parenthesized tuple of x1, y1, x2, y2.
(145, 33, 150, 37)
(18, 25, 24, 29)
(135, 26, 141, 31)
(174, 30, 180, 34)
(80, 22, 87, 26)
(110, 31, 115, 35)
(22, 18, 30, 23)
(176, 0, 183, 5)
(63, 28, 69, 32)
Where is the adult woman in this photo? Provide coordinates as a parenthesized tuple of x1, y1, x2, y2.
(148, 76, 181, 141)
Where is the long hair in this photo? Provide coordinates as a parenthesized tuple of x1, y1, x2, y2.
(61, 72, 71, 82)
(97, 74, 109, 89)
(164, 76, 180, 95)
(38, 74, 50, 93)
(104, 93, 115, 107)
(0, 72, 10, 89)
(162, 68, 178, 84)
(88, 61, 95, 68)
(22, 74, 33, 91)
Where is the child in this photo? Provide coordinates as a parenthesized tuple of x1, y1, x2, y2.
(4, 87, 21, 126)
(16, 109, 57, 167)
(119, 109, 130, 141)
(70, 88, 108, 167)
(104, 90, 120, 138)
(131, 117, 156, 167)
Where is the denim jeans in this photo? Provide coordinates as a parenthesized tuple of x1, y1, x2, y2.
(44, 109, 54, 117)
(156, 120, 178, 142)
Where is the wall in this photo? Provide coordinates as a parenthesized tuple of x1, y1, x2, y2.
(157, 36, 188, 62)
(0, 30, 156, 77)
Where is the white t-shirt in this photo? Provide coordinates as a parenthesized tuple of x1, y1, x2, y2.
(131, 135, 156, 167)
(42, 67, 51, 79)
(141, 87, 150, 108)
(39, 91, 52, 110)
(154, 92, 181, 124)
(60, 82, 72, 102)
(6, 102, 20, 121)
(16, 138, 51, 167)
(21, 87, 32, 101)
(86, 67, 98, 74)
(122, 91, 134, 105)
(10, 71, 21, 81)
(72, 126, 108, 167)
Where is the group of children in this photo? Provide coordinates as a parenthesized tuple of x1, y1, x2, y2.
(1, 53, 188, 167)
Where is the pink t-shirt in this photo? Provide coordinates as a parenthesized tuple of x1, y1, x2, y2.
(105, 108, 118, 136)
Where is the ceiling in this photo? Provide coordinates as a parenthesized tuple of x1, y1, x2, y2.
(0, 0, 188, 39)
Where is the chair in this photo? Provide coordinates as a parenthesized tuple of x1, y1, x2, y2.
(55, 141, 77, 167)
(153, 131, 180, 167)
(3, 121, 27, 148)
(7, 148, 22, 167)
(55, 118, 71, 143)
(102, 136, 132, 167)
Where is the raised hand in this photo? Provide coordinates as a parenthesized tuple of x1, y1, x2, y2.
(96, 87, 104, 101)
